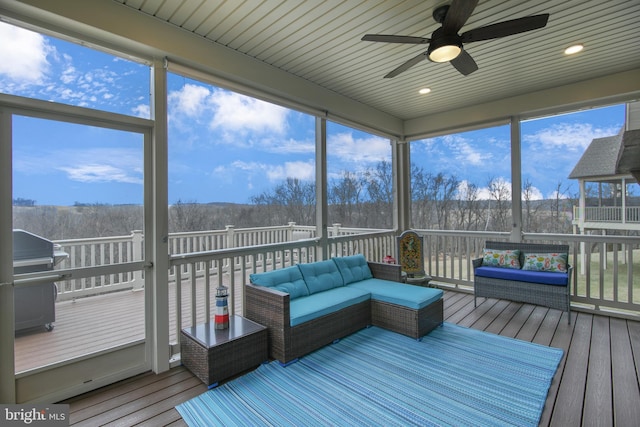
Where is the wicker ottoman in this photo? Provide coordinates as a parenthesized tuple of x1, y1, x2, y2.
(181, 315, 268, 388)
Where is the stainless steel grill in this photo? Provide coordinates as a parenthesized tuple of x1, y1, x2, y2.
(13, 229, 67, 333)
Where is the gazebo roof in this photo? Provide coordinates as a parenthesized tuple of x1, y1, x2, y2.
(568, 130, 626, 181)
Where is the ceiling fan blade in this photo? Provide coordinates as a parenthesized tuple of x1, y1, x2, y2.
(461, 14, 550, 43)
(384, 52, 428, 78)
(362, 34, 429, 44)
(450, 50, 478, 76)
(442, 0, 479, 34)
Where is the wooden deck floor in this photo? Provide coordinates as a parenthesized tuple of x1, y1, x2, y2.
(55, 289, 640, 426)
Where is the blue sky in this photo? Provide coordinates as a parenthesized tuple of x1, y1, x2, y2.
(1, 22, 625, 206)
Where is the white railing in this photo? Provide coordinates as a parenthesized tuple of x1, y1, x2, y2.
(44, 223, 639, 356)
(54, 231, 144, 300)
(51, 223, 386, 301)
(414, 229, 640, 318)
(573, 206, 640, 223)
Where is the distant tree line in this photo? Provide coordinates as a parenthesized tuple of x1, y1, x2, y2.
(17, 160, 634, 240)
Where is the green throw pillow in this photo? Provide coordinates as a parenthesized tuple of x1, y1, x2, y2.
(522, 253, 568, 273)
(481, 249, 521, 269)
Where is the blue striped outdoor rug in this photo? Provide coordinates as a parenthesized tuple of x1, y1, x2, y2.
(176, 323, 563, 426)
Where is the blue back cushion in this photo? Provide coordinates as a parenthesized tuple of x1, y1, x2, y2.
(249, 265, 309, 299)
(298, 260, 344, 294)
(332, 254, 373, 285)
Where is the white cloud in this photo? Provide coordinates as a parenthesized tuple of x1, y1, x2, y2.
(265, 160, 315, 181)
(328, 133, 389, 163)
(476, 177, 512, 200)
(442, 135, 493, 165)
(222, 159, 315, 183)
(168, 85, 292, 149)
(132, 104, 150, 118)
(523, 186, 544, 201)
(210, 91, 289, 134)
(15, 146, 143, 185)
(524, 122, 620, 152)
(546, 189, 570, 200)
(169, 83, 211, 117)
(267, 137, 315, 154)
(0, 22, 50, 83)
(58, 164, 142, 184)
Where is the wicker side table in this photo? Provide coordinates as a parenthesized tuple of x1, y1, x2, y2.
(181, 315, 268, 388)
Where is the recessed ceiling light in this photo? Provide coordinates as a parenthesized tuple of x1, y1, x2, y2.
(419, 88, 432, 95)
(564, 44, 584, 55)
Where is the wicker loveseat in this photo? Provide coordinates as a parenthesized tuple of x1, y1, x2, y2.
(473, 241, 572, 323)
(245, 254, 443, 365)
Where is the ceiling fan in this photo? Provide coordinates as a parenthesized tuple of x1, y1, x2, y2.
(362, 0, 549, 78)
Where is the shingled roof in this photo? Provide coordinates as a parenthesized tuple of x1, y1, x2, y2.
(568, 129, 625, 180)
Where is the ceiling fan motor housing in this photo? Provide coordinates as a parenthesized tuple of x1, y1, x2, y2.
(427, 28, 463, 62)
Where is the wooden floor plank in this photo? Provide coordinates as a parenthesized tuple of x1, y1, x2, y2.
(72, 376, 203, 426)
(539, 310, 574, 427)
(499, 303, 536, 338)
(532, 309, 562, 347)
(69, 370, 196, 423)
(56, 290, 640, 427)
(610, 318, 640, 426)
(549, 312, 593, 427)
(582, 315, 613, 426)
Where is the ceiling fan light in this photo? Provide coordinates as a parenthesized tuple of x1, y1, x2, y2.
(428, 35, 462, 62)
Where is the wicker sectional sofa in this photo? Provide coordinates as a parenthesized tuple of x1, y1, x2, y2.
(245, 254, 443, 365)
(473, 241, 572, 323)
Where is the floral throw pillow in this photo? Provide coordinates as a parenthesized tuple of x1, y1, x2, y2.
(481, 249, 521, 269)
(522, 253, 568, 273)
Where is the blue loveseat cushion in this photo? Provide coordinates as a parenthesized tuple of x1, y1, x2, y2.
(249, 265, 309, 299)
(347, 278, 443, 309)
(475, 266, 568, 286)
(298, 259, 344, 294)
(332, 254, 373, 285)
(290, 287, 371, 326)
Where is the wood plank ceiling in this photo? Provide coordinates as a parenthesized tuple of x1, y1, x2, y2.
(113, 0, 640, 123)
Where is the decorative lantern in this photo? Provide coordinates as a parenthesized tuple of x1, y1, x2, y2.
(214, 285, 230, 329)
(383, 255, 396, 264)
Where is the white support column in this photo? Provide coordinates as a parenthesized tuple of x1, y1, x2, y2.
(510, 116, 523, 242)
(0, 107, 16, 403)
(394, 139, 411, 233)
(149, 59, 170, 373)
(579, 180, 586, 275)
(315, 117, 328, 259)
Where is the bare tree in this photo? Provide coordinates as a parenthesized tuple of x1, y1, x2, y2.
(549, 181, 573, 233)
(486, 177, 511, 231)
(411, 165, 434, 228)
(169, 200, 210, 232)
(363, 160, 393, 228)
(251, 178, 315, 225)
(329, 171, 364, 226)
(455, 181, 483, 230)
(522, 179, 542, 232)
(430, 172, 459, 230)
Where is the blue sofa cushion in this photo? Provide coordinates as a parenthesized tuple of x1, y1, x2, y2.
(290, 287, 371, 326)
(298, 259, 344, 294)
(347, 278, 443, 310)
(332, 254, 373, 285)
(249, 265, 309, 299)
(475, 266, 568, 286)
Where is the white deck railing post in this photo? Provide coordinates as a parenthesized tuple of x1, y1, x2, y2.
(131, 230, 144, 290)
